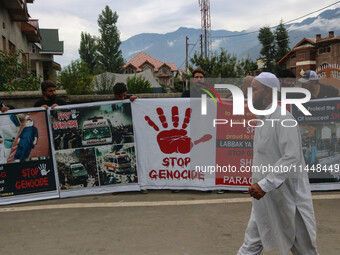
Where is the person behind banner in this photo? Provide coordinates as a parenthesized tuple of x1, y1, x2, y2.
(181, 68, 207, 98)
(0, 101, 15, 113)
(34, 80, 67, 109)
(299, 70, 340, 99)
(112, 82, 145, 193)
(14, 119, 38, 162)
(237, 72, 319, 255)
(241, 76, 254, 98)
(278, 69, 296, 88)
(113, 82, 137, 102)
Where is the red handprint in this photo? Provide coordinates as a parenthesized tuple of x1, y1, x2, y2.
(145, 106, 212, 154)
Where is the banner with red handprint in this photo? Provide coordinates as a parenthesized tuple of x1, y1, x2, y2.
(132, 98, 217, 190)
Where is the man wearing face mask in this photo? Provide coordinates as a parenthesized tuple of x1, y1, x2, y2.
(14, 119, 38, 161)
(34, 80, 67, 109)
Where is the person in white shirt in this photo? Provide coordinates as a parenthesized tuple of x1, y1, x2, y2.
(237, 72, 319, 255)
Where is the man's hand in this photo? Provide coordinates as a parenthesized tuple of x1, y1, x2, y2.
(51, 104, 58, 109)
(41, 105, 49, 109)
(129, 96, 137, 102)
(248, 183, 266, 200)
(1, 106, 9, 113)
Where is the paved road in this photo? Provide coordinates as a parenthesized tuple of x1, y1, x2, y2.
(0, 190, 339, 255)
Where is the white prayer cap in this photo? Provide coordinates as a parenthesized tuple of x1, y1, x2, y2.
(254, 72, 280, 92)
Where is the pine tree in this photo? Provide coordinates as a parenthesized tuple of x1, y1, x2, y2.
(274, 20, 290, 73)
(79, 32, 97, 74)
(96, 5, 125, 73)
(258, 27, 276, 72)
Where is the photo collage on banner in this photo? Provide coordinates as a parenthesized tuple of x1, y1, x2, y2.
(50, 102, 138, 196)
(292, 98, 340, 189)
(0, 109, 58, 204)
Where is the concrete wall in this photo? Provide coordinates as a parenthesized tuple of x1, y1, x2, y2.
(0, 91, 182, 110)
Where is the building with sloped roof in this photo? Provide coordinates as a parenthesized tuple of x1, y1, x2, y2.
(0, 0, 63, 82)
(123, 52, 177, 88)
(278, 31, 340, 87)
(30, 28, 64, 81)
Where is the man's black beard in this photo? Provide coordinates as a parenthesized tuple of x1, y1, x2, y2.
(253, 93, 265, 110)
(47, 94, 56, 100)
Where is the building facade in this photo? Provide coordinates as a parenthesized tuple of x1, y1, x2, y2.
(278, 31, 340, 86)
(0, 0, 63, 82)
(123, 52, 177, 88)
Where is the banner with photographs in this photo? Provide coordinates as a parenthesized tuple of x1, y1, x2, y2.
(50, 101, 140, 198)
(132, 98, 217, 190)
(0, 109, 58, 205)
(292, 98, 340, 190)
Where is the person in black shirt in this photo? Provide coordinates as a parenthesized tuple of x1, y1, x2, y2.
(181, 68, 206, 98)
(34, 80, 67, 109)
(113, 82, 137, 102)
(298, 70, 340, 99)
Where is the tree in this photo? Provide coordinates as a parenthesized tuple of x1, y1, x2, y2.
(274, 21, 290, 73)
(126, 75, 153, 94)
(190, 48, 257, 78)
(93, 72, 115, 94)
(0, 50, 40, 91)
(96, 5, 125, 73)
(58, 60, 94, 95)
(79, 32, 97, 74)
(258, 26, 276, 72)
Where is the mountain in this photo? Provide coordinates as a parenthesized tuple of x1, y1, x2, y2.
(121, 8, 340, 69)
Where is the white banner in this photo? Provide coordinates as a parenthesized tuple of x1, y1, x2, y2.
(132, 98, 217, 190)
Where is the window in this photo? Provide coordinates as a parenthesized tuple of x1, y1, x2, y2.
(30, 44, 36, 54)
(160, 67, 169, 75)
(319, 46, 331, 54)
(125, 67, 135, 74)
(9, 41, 15, 53)
(142, 64, 152, 71)
(22, 52, 29, 64)
(2, 36, 6, 51)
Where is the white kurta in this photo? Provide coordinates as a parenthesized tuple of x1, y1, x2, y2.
(251, 106, 317, 254)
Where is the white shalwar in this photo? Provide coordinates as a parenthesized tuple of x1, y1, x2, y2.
(237, 106, 319, 255)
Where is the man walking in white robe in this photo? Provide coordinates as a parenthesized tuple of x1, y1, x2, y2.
(237, 72, 319, 255)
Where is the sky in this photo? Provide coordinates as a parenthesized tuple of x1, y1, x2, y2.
(27, 0, 340, 68)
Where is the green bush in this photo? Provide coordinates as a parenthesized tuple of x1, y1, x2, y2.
(58, 60, 94, 95)
(126, 75, 153, 94)
(0, 50, 40, 91)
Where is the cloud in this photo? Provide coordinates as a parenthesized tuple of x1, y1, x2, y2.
(26, 0, 340, 68)
(167, 40, 176, 47)
(288, 16, 340, 32)
(127, 45, 153, 57)
(211, 39, 223, 50)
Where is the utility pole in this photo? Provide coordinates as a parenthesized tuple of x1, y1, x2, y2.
(200, 34, 203, 57)
(186, 36, 189, 72)
(184, 36, 198, 89)
(185, 36, 189, 90)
